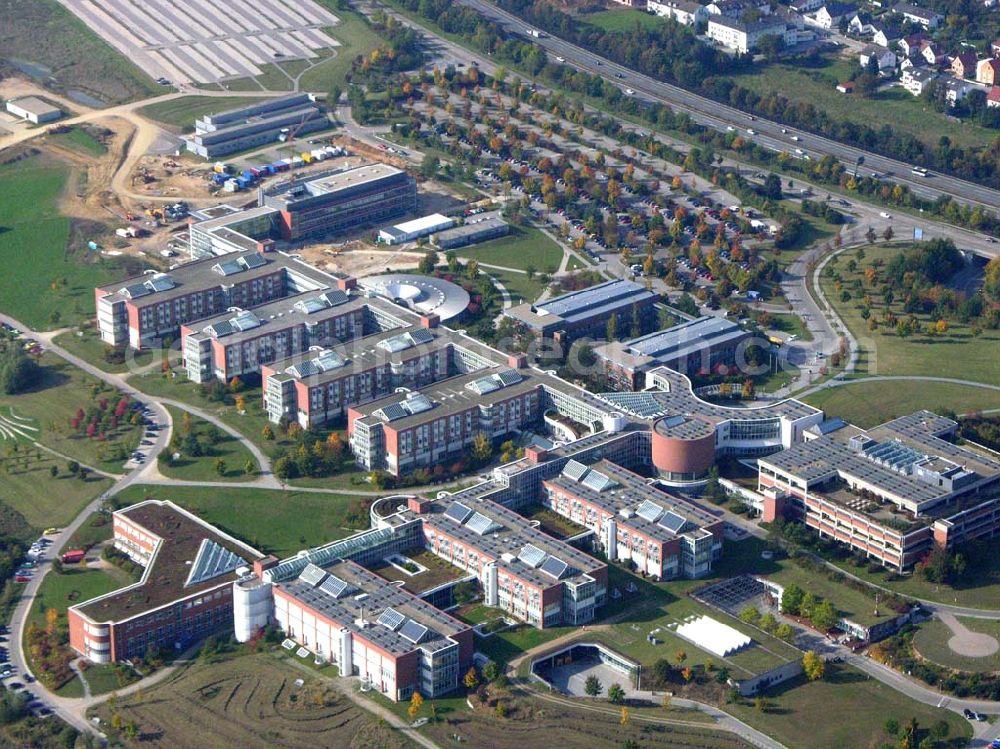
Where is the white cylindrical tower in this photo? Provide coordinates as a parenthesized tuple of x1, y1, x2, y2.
(602, 412, 627, 433)
(482, 562, 498, 607)
(604, 518, 618, 562)
(338, 627, 354, 676)
(233, 578, 273, 642)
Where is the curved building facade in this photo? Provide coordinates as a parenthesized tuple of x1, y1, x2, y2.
(651, 415, 717, 481)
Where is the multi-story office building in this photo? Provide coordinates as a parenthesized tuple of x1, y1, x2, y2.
(503, 279, 658, 347)
(68, 501, 262, 664)
(594, 317, 754, 390)
(184, 94, 327, 159)
(269, 558, 473, 701)
(542, 459, 724, 579)
(758, 411, 1000, 570)
(261, 164, 416, 241)
(348, 368, 544, 476)
(188, 205, 280, 259)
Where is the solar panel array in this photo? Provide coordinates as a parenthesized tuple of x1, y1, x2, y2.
(497, 369, 522, 386)
(185, 539, 246, 587)
(298, 562, 328, 587)
(562, 460, 590, 482)
(318, 573, 351, 599)
(466, 512, 500, 536)
(124, 283, 151, 299)
(409, 328, 434, 345)
(241, 252, 267, 269)
(377, 606, 406, 631)
(206, 320, 234, 338)
(658, 511, 691, 534)
(399, 619, 429, 644)
(636, 499, 665, 523)
(581, 469, 616, 493)
(518, 544, 547, 568)
(539, 555, 569, 580)
(375, 403, 408, 422)
(444, 502, 474, 524)
(147, 275, 176, 292)
(289, 360, 318, 378)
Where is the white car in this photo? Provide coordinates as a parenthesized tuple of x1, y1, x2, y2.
(791, 135, 800, 141)
(624, 88, 635, 96)
(726, 125, 735, 131)
(879, 211, 892, 219)
(556, 56, 565, 62)
(747, 128, 755, 135)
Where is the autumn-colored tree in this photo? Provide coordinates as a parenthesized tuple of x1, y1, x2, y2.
(408, 691, 424, 718)
(45, 607, 59, 634)
(472, 432, 492, 462)
(675, 649, 687, 665)
(464, 667, 479, 690)
(802, 650, 826, 681)
(262, 424, 274, 441)
(234, 395, 246, 412)
(620, 706, 630, 727)
(681, 666, 693, 682)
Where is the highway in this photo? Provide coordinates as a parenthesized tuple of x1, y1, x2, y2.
(455, 0, 1000, 211)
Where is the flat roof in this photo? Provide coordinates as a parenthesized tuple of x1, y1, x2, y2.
(358, 274, 471, 322)
(75, 501, 261, 623)
(386, 213, 453, 235)
(626, 317, 750, 360)
(505, 279, 657, 330)
(8, 96, 61, 116)
(277, 558, 468, 657)
(263, 164, 406, 207)
(435, 216, 508, 240)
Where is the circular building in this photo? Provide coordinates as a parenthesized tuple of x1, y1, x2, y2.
(651, 414, 717, 482)
(358, 273, 470, 322)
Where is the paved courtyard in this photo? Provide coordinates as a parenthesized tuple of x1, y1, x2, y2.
(548, 657, 640, 699)
(58, 0, 341, 84)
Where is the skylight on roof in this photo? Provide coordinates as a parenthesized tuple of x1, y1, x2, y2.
(581, 469, 616, 493)
(466, 512, 500, 536)
(377, 607, 406, 631)
(539, 555, 569, 580)
(231, 310, 262, 332)
(636, 499, 664, 523)
(562, 460, 590, 482)
(240, 252, 267, 269)
(444, 502, 474, 524)
(298, 563, 328, 588)
(185, 539, 246, 587)
(399, 619, 429, 644)
(518, 544, 547, 568)
(657, 511, 691, 535)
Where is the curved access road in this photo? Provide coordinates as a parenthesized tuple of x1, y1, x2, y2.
(454, 0, 1000, 212)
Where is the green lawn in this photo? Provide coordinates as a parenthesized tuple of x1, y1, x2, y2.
(912, 616, 1000, 673)
(47, 126, 108, 157)
(804, 381, 1000, 429)
(728, 666, 970, 749)
(112, 484, 372, 558)
(0, 157, 133, 330)
(487, 268, 546, 306)
(82, 663, 139, 695)
(0, 353, 143, 473)
(768, 313, 813, 342)
(138, 96, 269, 131)
(0, 0, 160, 105)
(28, 567, 126, 628)
(62, 511, 114, 553)
(760, 561, 884, 627)
(159, 405, 259, 482)
(298, 9, 384, 94)
(582, 9, 668, 33)
(729, 52, 993, 151)
(53, 327, 156, 374)
(820, 245, 1000, 386)
(0, 450, 111, 529)
(452, 225, 564, 274)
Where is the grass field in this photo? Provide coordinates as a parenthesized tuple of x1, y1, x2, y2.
(729, 53, 992, 151)
(452, 225, 564, 274)
(112, 484, 371, 557)
(582, 9, 668, 33)
(28, 566, 127, 629)
(82, 662, 139, 696)
(52, 327, 156, 374)
(804, 381, 1000, 429)
(159, 406, 258, 482)
(0, 0, 160, 104)
(0, 450, 111, 529)
(0, 353, 143, 473)
(47, 126, 108, 157)
(727, 666, 970, 749)
(820, 245, 1000, 386)
(761, 561, 883, 627)
(912, 616, 1000, 673)
(89, 652, 414, 749)
(487, 268, 546, 305)
(768, 313, 813, 342)
(137, 96, 269, 131)
(298, 8, 384, 95)
(0, 157, 131, 330)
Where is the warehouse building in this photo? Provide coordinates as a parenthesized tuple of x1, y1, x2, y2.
(595, 317, 754, 390)
(6, 96, 62, 124)
(758, 411, 1000, 570)
(378, 214, 453, 245)
(270, 558, 473, 701)
(503, 279, 658, 345)
(543, 459, 724, 579)
(184, 94, 327, 159)
(433, 216, 509, 250)
(261, 164, 416, 241)
(68, 500, 262, 664)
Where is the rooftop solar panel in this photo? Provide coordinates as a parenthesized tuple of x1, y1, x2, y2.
(399, 619, 429, 644)
(240, 252, 267, 269)
(657, 511, 691, 534)
(562, 460, 590, 482)
(123, 283, 151, 299)
(146, 275, 175, 292)
(497, 369, 522, 386)
(408, 328, 434, 345)
(320, 290, 349, 307)
(636, 499, 665, 523)
(539, 555, 569, 580)
(466, 512, 500, 535)
(518, 544, 547, 568)
(298, 563, 328, 588)
(377, 607, 406, 631)
(581, 469, 616, 493)
(444, 502, 474, 524)
(289, 360, 318, 378)
(376, 403, 408, 422)
(206, 320, 234, 338)
(402, 393, 433, 415)
(318, 573, 351, 599)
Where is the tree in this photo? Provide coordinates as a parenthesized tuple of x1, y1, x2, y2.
(274, 456, 292, 483)
(420, 154, 440, 179)
(214, 458, 227, 476)
(762, 173, 782, 200)
(883, 225, 894, 242)
(884, 718, 899, 736)
(584, 675, 603, 697)
(775, 623, 796, 643)
(407, 691, 424, 718)
(262, 424, 275, 441)
(780, 584, 804, 615)
(608, 683, 626, 705)
(49, 465, 58, 478)
(802, 650, 826, 681)
(418, 251, 438, 274)
(811, 601, 839, 631)
(759, 612, 777, 632)
(619, 706, 630, 727)
(482, 661, 500, 682)
(471, 432, 492, 463)
(463, 667, 479, 690)
(244, 458, 256, 477)
(739, 606, 760, 625)
(675, 649, 687, 665)
(0, 349, 40, 395)
(754, 696, 770, 713)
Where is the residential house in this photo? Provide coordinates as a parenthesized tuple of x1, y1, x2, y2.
(892, 3, 943, 28)
(898, 32, 929, 57)
(836, 81, 856, 93)
(901, 66, 940, 95)
(920, 40, 947, 67)
(706, 14, 799, 53)
(940, 78, 980, 106)
(952, 51, 979, 79)
(847, 12, 875, 34)
(812, 2, 858, 29)
(899, 53, 923, 71)
(610, 0, 647, 6)
(790, 0, 825, 12)
(872, 23, 899, 48)
(987, 87, 1000, 108)
(705, 0, 771, 17)
(648, 0, 710, 25)
(992, 39, 1000, 57)
(977, 58, 1000, 86)
(860, 44, 898, 74)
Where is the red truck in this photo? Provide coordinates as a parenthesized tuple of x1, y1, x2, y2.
(60, 550, 86, 564)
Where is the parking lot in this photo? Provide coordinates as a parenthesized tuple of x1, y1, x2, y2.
(59, 0, 341, 84)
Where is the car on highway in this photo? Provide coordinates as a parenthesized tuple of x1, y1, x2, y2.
(624, 88, 635, 96)
(615, 72, 625, 79)
(747, 129, 755, 135)
(879, 211, 892, 218)
(556, 56, 565, 62)
(0, 668, 13, 678)
(7, 682, 23, 690)
(791, 135, 800, 141)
